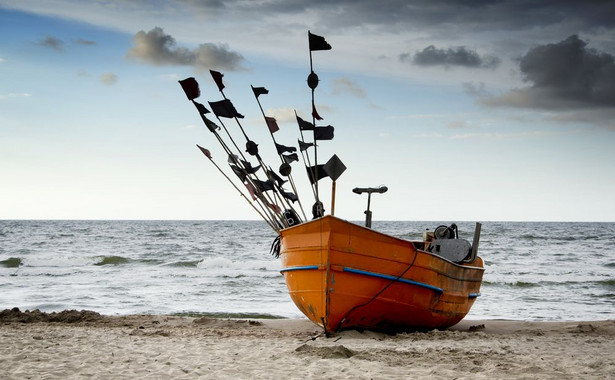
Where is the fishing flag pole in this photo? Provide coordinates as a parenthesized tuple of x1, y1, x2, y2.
(193, 98, 281, 227)
(306, 30, 332, 217)
(208, 70, 290, 226)
(251, 85, 308, 222)
(295, 112, 318, 201)
(179, 77, 283, 230)
(197, 106, 281, 227)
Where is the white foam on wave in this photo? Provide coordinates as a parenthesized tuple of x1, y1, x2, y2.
(197, 257, 280, 271)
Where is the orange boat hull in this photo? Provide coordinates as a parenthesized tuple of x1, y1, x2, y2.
(280, 215, 484, 332)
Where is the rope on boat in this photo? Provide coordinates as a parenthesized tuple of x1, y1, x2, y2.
(336, 246, 420, 331)
(269, 235, 281, 258)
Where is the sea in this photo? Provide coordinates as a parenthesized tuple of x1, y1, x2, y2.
(1, 220, 613, 321)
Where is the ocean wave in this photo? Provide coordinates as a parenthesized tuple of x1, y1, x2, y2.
(94, 256, 131, 266)
(0, 257, 22, 268)
(518, 234, 596, 241)
(166, 260, 201, 268)
(50, 233, 75, 239)
(137, 259, 165, 265)
(198, 257, 233, 269)
(197, 257, 279, 272)
(483, 279, 615, 289)
(224, 240, 245, 249)
(597, 279, 615, 287)
(482, 280, 540, 288)
(149, 231, 171, 238)
(509, 281, 538, 288)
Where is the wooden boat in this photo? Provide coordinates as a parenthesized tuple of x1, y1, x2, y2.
(279, 215, 484, 332)
(180, 31, 484, 333)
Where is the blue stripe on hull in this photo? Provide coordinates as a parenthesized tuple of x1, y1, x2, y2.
(280, 265, 319, 273)
(342, 267, 444, 293)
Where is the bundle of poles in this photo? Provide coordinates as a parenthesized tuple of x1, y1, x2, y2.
(178, 31, 345, 233)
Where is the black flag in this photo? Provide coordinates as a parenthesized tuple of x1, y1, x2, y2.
(280, 189, 298, 203)
(202, 115, 220, 132)
(193, 101, 210, 115)
(179, 77, 200, 100)
(275, 143, 297, 155)
(282, 153, 299, 164)
(240, 160, 261, 174)
(267, 168, 287, 187)
(308, 31, 332, 51)
(209, 99, 244, 119)
(306, 164, 329, 184)
(228, 153, 239, 164)
(252, 86, 269, 98)
(296, 115, 314, 131)
(314, 125, 334, 140)
(229, 165, 247, 182)
(210, 70, 225, 92)
(298, 140, 314, 151)
(253, 179, 274, 192)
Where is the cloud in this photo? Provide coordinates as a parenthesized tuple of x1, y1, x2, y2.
(413, 129, 584, 140)
(75, 38, 96, 46)
(100, 72, 117, 85)
(0, 93, 31, 100)
(481, 35, 615, 127)
(462, 82, 489, 97)
(127, 27, 245, 71)
(180, 0, 615, 33)
(544, 109, 615, 131)
(36, 36, 64, 51)
(332, 77, 366, 98)
(446, 120, 468, 129)
(265, 108, 297, 123)
(403, 45, 500, 69)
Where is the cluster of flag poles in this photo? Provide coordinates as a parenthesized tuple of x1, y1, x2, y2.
(179, 31, 346, 233)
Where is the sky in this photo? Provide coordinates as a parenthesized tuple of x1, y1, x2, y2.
(1, 0, 614, 222)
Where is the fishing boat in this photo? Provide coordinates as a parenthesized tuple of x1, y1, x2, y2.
(178, 31, 484, 333)
(279, 215, 484, 333)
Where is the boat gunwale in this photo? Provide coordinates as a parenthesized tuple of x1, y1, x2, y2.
(280, 215, 485, 272)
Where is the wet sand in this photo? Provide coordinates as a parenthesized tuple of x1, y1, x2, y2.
(1, 309, 613, 379)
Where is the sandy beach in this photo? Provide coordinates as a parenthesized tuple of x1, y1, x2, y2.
(1, 309, 613, 379)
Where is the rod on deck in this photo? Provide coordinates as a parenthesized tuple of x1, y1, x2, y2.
(352, 186, 388, 228)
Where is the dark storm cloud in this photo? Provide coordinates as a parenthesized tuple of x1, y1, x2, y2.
(37, 36, 64, 51)
(403, 45, 500, 69)
(520, 35, 615, 107)
(184, 0, 615, 32)
(127, 27, 245, 71)
(482, 35, 615, 128)
(485, 35, 615, 109)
